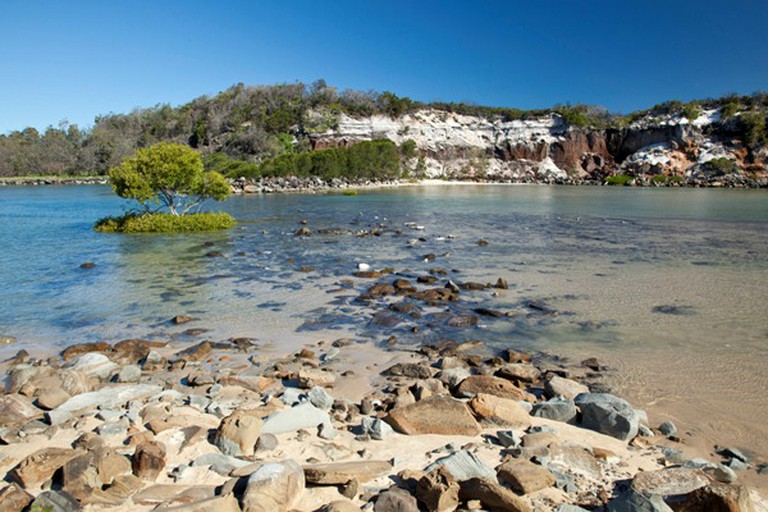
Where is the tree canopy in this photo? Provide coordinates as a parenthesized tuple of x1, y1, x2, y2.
(109, 142, 230, 216)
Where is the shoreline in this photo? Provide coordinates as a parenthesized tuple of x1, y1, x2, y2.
(1, 265, 766, 511)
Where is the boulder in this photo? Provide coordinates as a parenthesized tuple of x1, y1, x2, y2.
(0, 483, 33, 512)
(575, 393, 640, 441)
(308, 386, 334, 411)
(631, 468, 710, 497)
(65, 353, 118, 380)
(319, 501, 362, 512)
(261, 403, 330, 435)
(456, 375, 529, 401)
(29, 490, 82, 512)
(361, 416, 394, 440)
(531, 397, 577, 423)
(50, 384, 161, 418)
(496, 363, 541, 383)
(385, 395, 480, 436)
(496, 459, 556, 494)
(241, 460, 305, 512)
(161, 493, 242, 512)
(132, 441, 167, 480)
(10, 447, 82, 488)
(415, 467, 460, 512)
(61, 342, 110, 361)
(37, 387, 72, 410)
(468, 393, 531, 427)
(383, 362, 435, 379)
(116, 365, 142, 383)
(374, 487, 419, 512)
(459, 477, 532, 512)
(545, 375, 589, 400)
(607, 489, 673, 512)
(304, 461, 392, 485)
(426, 450, 496, 482)
(0, 394, 42, 427)
(61, 448, 131, 502)
(214, 409, 263, 456)
(671, 481, 755, 512)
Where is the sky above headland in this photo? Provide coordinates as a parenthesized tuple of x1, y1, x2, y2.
(1, 0, 766, 133)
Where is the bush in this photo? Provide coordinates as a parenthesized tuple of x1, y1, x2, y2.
(703, 158, 738, 176)
(95, 212, 236, 233)
(605, 174, 634, 186)
(739, 112, 767, 146)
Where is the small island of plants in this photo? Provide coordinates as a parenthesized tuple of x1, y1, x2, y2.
(94, 142, 235, 233)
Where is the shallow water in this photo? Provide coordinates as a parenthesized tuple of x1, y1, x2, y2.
(1, 184, 767, 457)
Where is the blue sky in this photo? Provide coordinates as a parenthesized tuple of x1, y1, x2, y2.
(1, 0, 766, 133)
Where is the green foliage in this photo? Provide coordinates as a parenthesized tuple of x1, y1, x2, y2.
(29, 501, 54, 512)
(250, 140, 404, 181)
(109, 143, 230, 215)
(739, 112, 767, 146)
(342, 189, 358, 196)
(94, 212, 236, 233)
(399, 139, 418, 159)
(652, 174, 684, 184)
(681, 102, 701, 121)
(204, 152, 261, 178)
(605, 174, 634, 186)
(704, 158, 738, 176)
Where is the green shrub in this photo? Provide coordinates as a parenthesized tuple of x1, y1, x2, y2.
(703, 158, 738, 176)
(739, 112, 767, 146)
(95, 212, 236, 233)
(605, 174, 634, 186)
(342, 189, 358, 196)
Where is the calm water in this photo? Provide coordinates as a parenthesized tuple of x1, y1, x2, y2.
(1, 184, 767, 456)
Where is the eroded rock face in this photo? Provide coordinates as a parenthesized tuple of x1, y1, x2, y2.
(10, 447, 82, 488)
(132, 441, 166, 480)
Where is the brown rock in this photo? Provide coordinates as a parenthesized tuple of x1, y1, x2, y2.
(383, 362, 435, 379)
(217, 375, 277, 393)
(459, 477, 532, 512)
(375, 487, 419, 512)
(10, 447, 82, 488)
(456, 375, 529, 401)
(367, 283, 397, 298)
(62, 342, 110, 360)
(495, 364, 541, 383)
(214, 410, 263, 457)
(62, 448, 131, 503)
(415, 467, 460, 512)
(0, 483, 33, 512)
(36, 387, 71, 410)
(177, 341, 212, 362)
(303, 461, 392, 485)
(163, 493, 242, 512)
(298, 368, 336, 388)
(241, 460, 304, 512)
(496, 459, 556, 494)
(112, 338, 165, 364)
(132, 441, 167, 480)
(385, 395, 481, 436)
(469, 393, 531, 427)
(0, 394, 42, 427)
(502, 349, 531, 364)
(172, 315, 195, 324)
(319, 501, 363, 512)
(411, 288, 458, 303)
(548, 444, 602, 480)
(521, 431, 559, 448)
(631, 468, 710, 497)
(543, 375, 589, 400)
(672, 481, 755, 512)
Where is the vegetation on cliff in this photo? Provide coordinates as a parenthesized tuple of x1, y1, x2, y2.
(0, 80, 766, 179)
(95, 142, 234, 233)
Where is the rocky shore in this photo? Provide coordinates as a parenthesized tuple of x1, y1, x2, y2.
(0, 177, 108, 187)
(1, 264, 766, 512)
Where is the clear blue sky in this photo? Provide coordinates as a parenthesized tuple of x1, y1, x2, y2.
(1, 0, 766, 133)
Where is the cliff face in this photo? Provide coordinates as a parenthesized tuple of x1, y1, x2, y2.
(310, 108, 767, 185)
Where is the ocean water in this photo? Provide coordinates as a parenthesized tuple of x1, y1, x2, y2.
(1, 183, 767, 456)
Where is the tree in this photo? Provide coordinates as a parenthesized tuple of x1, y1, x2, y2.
(109, 142, 230, 216)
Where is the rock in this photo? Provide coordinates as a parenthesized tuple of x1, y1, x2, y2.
(415, 467, 460, 512)
(446, 314, 479, 327)
(607, 489, 673, 512)
(496, 459, 556, 494)
(308, 386, 334, 411)
(496, 430, 522, 448)
(0, 483, 33, 512)
(177, 341, 212, 362)
(161, 493, 241, 512)
(707, 464, 738, 484)
(374, 487, 419, 512)
(468, 393, 531, 427)
(304, 460, 392, 484)
(10, 447, 82, 488)
(721, 447, 749, 463)
(531, 397, 577, 423)
(65, 353, 119, 380)
(96, 418, 129, 437)
(193, 453, 252, 474)
(172, 315, 195, 324)
(728, 457, 748, 471)
(61, 448, 132, 502)
(496, 363, 541, 383)
(132, 441, 166, 480)
(385, 395, 481, 436)
(575, 392, 640, 441)
(36, 387, 71, 410)
(29, 490, 82, 512)
(298, 368, 336, 388)
(214, 409, 263, 456)
(426, 450, 496, 482)
(318, 422, 338, 440)
(672, 481, 755, 512)
(631, 468, 710, 497)
(116, 364, 142, 383)
(0, 394, 42, 427)
(218, 375, 277, 393)
(241, 460, 304, 512)
(459, 477, 531, 512)
(658, 421, 677, 437)
(61, 342, 111, 361)
(255, 433, 278, 452)
(437, 367, 472, 389)
(456, 375, 529, 401)
(557, 506, 590, 512)
(544, 375, 589, 400)
(548, 445, 602, 480)
(50, 384, 161, 418)
(261, 402, 331, 435)
(362, 416, 394, 440)
(521, 431, 558, 448)
(319, 501, 362, 512)
(383, 362, 435, 379)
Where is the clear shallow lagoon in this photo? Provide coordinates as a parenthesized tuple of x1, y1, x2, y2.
(1, 184, 767, 455)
